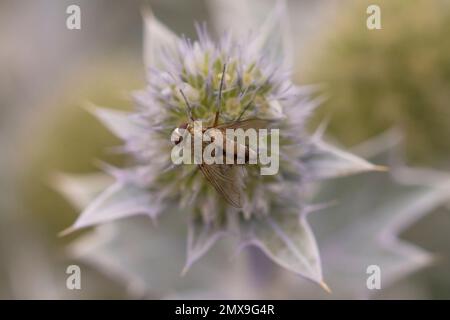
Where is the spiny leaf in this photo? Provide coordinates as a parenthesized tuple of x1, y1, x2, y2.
(206, 0, 270, 38)
(60, 175, 159, 235)
(389, 205, 450, 299)
(248, 0, 293, 68)
(182, 217, 228, 276)
(50, 172, 113, 210)
(208, 0, 293, 68)
(304, 137, 387, 180)
(240, 213, 324, 287)
(85, 104, 146, 141)
(142, 7, 179, 69)
(292, 132, 450, 298)
(68, 214, 234, 297)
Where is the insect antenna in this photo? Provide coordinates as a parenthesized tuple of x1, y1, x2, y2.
(179, 88, 195, 121)
(213, 62, 227, 127)
(235, 99, 254, 122)
(234, 85, 261, 122)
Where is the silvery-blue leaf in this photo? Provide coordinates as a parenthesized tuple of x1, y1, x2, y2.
(383, 205, 450, 299)
(61, 177, 159, 235)
(207, 0, 271, 37)
(182, 217, 228, 276)
(69, 215, 235, 298)
(248, 0, 294, 69)
(51, 172, 114, 210)
(291, 132, 450, 298)
(240, 213, 327, 290)
(304, 137, 386, 180)
(142, 8, 179, 69)
(208, 0, 293, 68)
(86, 104, 146, 141)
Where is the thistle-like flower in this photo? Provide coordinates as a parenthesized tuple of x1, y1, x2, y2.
(60, 1, 383, 290)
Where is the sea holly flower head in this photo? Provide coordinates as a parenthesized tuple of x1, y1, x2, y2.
(59, 1, 383, 290)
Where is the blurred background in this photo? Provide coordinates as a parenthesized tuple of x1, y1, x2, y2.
(1, 0, 449, 299)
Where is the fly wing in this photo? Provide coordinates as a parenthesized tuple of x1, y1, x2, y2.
(198, 119, 268, 208)
(216, 118, 271, 163)
(198, 164, 244, 208)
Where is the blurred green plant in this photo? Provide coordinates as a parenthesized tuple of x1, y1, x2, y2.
(16, 59, 142, 235)
(303, 0, 450, 167)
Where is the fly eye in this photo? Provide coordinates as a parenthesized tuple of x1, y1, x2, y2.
(172, 127, 184, 145)
(175, 135, 183, 145)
